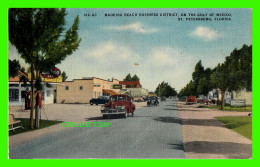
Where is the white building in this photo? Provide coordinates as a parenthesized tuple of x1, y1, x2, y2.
(8, 70, 62, 107)
(127, 88, 149, 97)
(207, 89, 232, 103)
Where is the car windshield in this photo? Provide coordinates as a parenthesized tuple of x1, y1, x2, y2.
(110, 96, 127, 101)
(149, 97, 157, 100)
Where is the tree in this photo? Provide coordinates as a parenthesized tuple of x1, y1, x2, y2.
(62, 71, 68, 82)
(210, 67, 220, 103)
(210, 63, 230, 110)
(197, 67, 213, 96)
(131, 74, 140, 82)
(226, 44, 252, 91)
(123, 73, 141, 82)
(155, 81, 177, 97)
(9, 8, 81, 129)
(123, 73, 132, 81)
(8, 59, 21, 78)
(197, 77, 209, 96)
(192, 60, 205, 96)
(210, 44, 252, 110)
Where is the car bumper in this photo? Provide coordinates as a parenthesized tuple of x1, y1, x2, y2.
(101, 109, 125, 115)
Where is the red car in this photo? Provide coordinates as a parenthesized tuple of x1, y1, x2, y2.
(186, 96, 197, 104)
(101, 94, 135, 119)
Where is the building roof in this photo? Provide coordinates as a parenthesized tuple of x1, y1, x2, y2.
(103, 89, 118, 95)
(9, 69, 28, 82)
(65, 77, 119, 83)
(119, 81, 140, 86)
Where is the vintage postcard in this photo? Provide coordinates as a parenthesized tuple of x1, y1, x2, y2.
(8, 8, 252, 159)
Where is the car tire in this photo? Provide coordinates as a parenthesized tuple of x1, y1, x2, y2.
(90, 102, 93, 105)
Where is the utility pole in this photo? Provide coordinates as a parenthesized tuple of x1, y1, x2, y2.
(30, 54, 34, 129)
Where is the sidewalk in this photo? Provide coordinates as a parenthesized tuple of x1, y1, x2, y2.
(177, 101, 252, 159)
(8, 102, 146, 147)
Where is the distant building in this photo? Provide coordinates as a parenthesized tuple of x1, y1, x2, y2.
(56, 77, 125, 104)
(207, 89, 232, 103)
(232, 89, 252, 105)
(119, 81, 141, 88)
(148, 92, 157, 97)
(127, 88, 148, 97)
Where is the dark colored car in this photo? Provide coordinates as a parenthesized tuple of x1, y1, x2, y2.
(147, 97, 159, 106)
(101, 94, 135, 119)
(160, 96, 166, 101)
(90, 96, 109, 105)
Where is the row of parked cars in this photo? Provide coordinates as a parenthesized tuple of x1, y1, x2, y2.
(185, 96, 215, 105)
(90, 95, 167, 119)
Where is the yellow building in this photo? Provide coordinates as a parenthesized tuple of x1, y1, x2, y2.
(56, 77, 125, 104)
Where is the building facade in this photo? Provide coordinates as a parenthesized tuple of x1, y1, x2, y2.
(119, 81, 141, 88)
(232, 89, 252, 105)
(9, 70, 59, 106)
(207, 89, 232, 104)
(56, 77, 125, 104)
(127, 88, 148, 97)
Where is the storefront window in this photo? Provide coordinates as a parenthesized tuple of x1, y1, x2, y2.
(46, 90, 51, 97)
(9, 84, 19, 87)
(9, 89, 19, 101)
(21, 84, 30, 87)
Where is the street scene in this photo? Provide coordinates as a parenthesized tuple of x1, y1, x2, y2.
(9, 99, 251, 159)
(8, 8, 252, 159)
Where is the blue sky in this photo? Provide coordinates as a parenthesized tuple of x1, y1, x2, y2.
(9, 8, 252, 92)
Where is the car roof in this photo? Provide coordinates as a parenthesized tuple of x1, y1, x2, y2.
(110, 94, 130, 97)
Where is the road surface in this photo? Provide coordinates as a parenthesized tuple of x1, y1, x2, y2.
(9, 100, 185, 159)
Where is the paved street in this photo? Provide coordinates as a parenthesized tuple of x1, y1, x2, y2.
(9, 100, 185, 159)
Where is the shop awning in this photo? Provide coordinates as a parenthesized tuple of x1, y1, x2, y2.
(103, 89, 118, 95)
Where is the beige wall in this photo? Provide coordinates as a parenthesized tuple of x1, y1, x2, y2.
(233, 89, 252, 105)
(56, 79, 93, 103)
(127, 88, 148, 97)
(92, 78, 121, 97)
(56, 78, 122, 104)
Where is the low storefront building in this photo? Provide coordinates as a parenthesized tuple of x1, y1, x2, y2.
(9, 70, 61, 106)
(127, 88, 148, 97)
(56, 77, 125, 104)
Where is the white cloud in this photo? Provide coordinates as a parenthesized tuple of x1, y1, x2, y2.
(103, 22, 158, 34)
(88, 41, 132, 61)
(141, 46, 197, 91)
(80, 41, 140, 77)
(190, 26, 221, 41)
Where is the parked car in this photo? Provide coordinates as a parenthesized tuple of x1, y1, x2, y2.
(160, 96, 166, 101)
(133, 97, 144, 102)
(147, 97, 159, 106)
(197, 98, 210, 105)
(90, 96, 109, 105)
(186, 96, 197, 104)
(101, 94, 135, 119)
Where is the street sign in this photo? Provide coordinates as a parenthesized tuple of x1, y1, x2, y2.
(230, 99, 246, 107)
(51, 67, 61, 77)
(112, 84, 122, 89)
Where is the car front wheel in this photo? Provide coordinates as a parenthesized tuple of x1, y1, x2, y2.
(123, 111, 127, 118)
